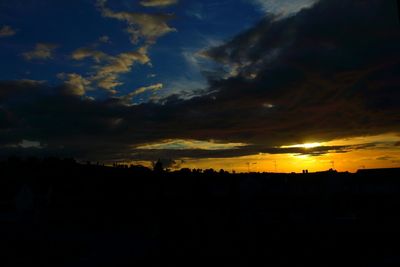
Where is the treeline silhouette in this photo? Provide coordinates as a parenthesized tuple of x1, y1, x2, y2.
(1, 157, 400, 266)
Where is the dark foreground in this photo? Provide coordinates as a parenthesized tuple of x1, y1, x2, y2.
(1, 159, 400, 266)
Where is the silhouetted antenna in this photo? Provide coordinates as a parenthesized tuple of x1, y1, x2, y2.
(330, 161, 335, 170)
(252, 162, 257, 172)
(246, 162, 250, 173)
(274, 160, 277, 173)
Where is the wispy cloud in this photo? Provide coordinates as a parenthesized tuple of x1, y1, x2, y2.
(131, 83, 163, 96)
(97, 0, 176, 45)
(70, 46, 150, 93)
(252, 0, 318, 18)
(136, 139, 248, 150)
(57, 73, 91, 96)
(93, 47, 150, 93)
(71, 47, 109, 63)
(120, 83, 164, 105)
(98, 35, 110, 44)
(0, 25, 16, 37)
(22, 43, 58, 61)
(140, 0, 178, 8)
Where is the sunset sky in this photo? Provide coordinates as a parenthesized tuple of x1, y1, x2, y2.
(0, 0, 399, 172)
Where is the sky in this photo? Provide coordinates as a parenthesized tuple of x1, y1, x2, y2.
(0, 0, 399, 172)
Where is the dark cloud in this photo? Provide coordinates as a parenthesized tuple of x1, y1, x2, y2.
(201, 0, 400, 143)
(0, 0, 399, 162)
(377, 156, 394, 161)
(125, 144, 364, 161)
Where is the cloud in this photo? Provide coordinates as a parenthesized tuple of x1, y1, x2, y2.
(57, 73, 91, 96)
(99, 35, 110, 43)
(23, 43, 58, 61)
(131, 83, 163, 96)
(16, 140, 42, 149)
(140, 0, 178, 8)
(252, 0, 319, 18)
(152, 77, 208, 101)
(71, 47, 109, 63)
(70, 46, 151, 93)
(96, 49, 150, 77)
(136, 139, 247, 150)
(92, 0, 176, 94)
(0, 79, 45, 101)
(377, 156, 394, 161)
(0, 0, 399, 164)
(119, 83, 164, 105)
(199, 0, 400, 144)
(0, 25, 16, 37)
(93, 47, 151, 92)
(97, 0, 176, 44)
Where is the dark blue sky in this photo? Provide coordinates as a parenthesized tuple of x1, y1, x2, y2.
(0, 0, 280, 101)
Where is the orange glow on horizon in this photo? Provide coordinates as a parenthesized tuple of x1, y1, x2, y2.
(127, 133, 400, 173)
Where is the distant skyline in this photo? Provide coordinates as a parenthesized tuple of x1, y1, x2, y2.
(0, 0, 399, 172)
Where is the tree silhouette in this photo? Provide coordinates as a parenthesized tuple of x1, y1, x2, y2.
(153, 159, 164, 173)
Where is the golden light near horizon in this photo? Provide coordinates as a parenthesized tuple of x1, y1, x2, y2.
(126, 133, 400, 173)
(281, 142, 322, 149)
(171, 134, 399, 173)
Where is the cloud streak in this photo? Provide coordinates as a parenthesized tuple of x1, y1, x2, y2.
(252, 0, 318, 18)
(97, 0, 176, 45)
(119, 83, 164, 105)
(0, 25, 16, 37)
(70, 46, 150, 93)
(140, 0, 178, 8)
(71, 47, 109, 63)
(93, 47, 151, 92)
(23, 43, 58, 61)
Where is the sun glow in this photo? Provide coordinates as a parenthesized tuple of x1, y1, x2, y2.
(129, 134, 400, 173)
(281, 142, 322, 149)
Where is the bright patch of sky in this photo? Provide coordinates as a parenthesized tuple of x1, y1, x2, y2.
(14, 140, 43, 149)
(251, 0, 319, 17)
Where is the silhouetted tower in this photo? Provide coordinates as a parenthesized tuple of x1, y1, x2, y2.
(153, 159, 164, 173)
(253, 162, 257, 172)
(330, 161, 335, 170)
